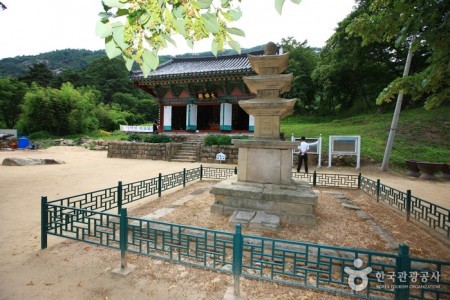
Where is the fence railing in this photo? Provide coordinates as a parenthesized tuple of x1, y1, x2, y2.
(360, 176, 450, 238)
(41, 167, 450, 299)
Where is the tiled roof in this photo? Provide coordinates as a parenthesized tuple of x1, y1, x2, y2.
(132, 51, 263, 81)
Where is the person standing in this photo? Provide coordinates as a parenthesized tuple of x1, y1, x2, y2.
(297, 136, 309, 173)
(152, 120, 159, 134)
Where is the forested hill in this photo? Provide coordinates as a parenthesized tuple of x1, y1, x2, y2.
(0, 49, 107, 77)
(0, 45, 269, 78)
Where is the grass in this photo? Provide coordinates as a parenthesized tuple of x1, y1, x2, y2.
(281, 105, 450, 171)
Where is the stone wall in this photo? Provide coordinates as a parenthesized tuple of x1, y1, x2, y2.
(107, 141, 239, 164)
(107, 141, 171, 160)
(199, 145, 239, 164)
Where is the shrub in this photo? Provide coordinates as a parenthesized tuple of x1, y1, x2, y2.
(142, 134, 171, 143)
(204, 135, 232, 146)
(28, 131, 52, 140)
(127, 133, 143, 141)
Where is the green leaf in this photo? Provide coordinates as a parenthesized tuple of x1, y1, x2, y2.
(164, 34, 177, 47)
(96, 20, 112, 38)
(112, 22, 127, 49)
(203, 14, 220, 34)
(103, 0, 126, 9)
(228, 40, 241, 54)
(173, 5, 185, 19)
(186, 38, 194, 49)
(174, 19, 186, 36)
(142, 49, 159, 70)
(221, 0, 230, 8)
(211, 41, 219, 56)
(197, 0, 213, 9)
(123, 56, 134, 71)
(225, 27, 245, 37)
(116, 8, 129, 17)
(105, 37, 122, 59)
(229, 8, 242, 21)
(98, 12, 113, 19)
(290, 0, 302, 4)
(275, 0, 286, 15)
(140, 62, 151, 78)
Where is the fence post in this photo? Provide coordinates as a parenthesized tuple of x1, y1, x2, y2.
(158, 173, 162, 197)
(200, 165, 203, 181)
(313, 171, 317, 186)
(358, 173, 362, 189)
(117, 181, 123, 214)
(376, 179, 380, 202)
(233, 224, 243, 297)
(394, 244, 411, 300)
(183, 168, 186, 187)
(234, 166, 238, 175)
(119, 208, 128, 270)
(41, 196, 48, 249)
(406, 190, 411, 222)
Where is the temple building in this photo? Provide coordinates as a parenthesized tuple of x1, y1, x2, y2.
(131, 50, 266, 133)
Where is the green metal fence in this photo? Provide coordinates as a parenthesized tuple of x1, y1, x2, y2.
(41, 167, 450, 299)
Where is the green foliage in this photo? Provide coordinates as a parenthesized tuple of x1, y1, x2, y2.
(127, 133, 143, 141)
(127, 133, 171, 143)
(312, 3, 403, 114)
(0, 77, 28, 128)
(18, 83, 99, 136)
(19, 63, 54, 87)
(281, 37, 318, 113)
(97, 0, 301, 75)
(204, 135, 232, 146)
(143, 134, 171, 143)
(282, 105, 450, 170)
(94, 103, 130, 131)
(0, 49, 105, 77)
(347, 0, 449, 110)
(28, 131, 53, 140)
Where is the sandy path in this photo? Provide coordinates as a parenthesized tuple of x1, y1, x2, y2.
(0, 146, 448, 299)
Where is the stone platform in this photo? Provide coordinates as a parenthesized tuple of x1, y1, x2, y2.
(210, 176, 318, 225)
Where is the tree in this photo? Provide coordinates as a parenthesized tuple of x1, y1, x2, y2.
(18, 83, 99, 135)
(19, 62, 54, 87)
(280, 37, 318, 112)
(312, 2, 406, 114)
(346, 0, 450, 109)
(0, 77, 28, 128)
(97, 0, 301, 76)
(87, 56, 137, 103)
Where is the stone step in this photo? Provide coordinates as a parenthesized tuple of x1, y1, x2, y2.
(171, 156, 195, 161)
(178, 150, 196, 155)
(170, 158, 196, 163)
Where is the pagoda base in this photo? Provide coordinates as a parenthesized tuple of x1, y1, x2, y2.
(210, 176, 318, 225)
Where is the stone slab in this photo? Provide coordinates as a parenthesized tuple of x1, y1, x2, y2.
(171, 194, 195, 206)
(111, 264, 136, 276)
(142, 208, 174, 220)
(342, 203, 360, 210)
(249, 211, 280, 232)
(229, 210, 256, 227)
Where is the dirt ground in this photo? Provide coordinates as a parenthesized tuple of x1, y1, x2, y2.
(0, 146, 449, 300)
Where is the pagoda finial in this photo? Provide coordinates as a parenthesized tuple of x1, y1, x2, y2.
(264, 42, 277, 55)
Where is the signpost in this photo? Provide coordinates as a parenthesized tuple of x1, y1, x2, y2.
(328, 136, 361, 169)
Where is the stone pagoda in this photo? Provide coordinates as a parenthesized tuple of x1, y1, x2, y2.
(210, 42, 318, 227)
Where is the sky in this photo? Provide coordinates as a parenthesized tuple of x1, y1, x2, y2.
(0, 0, 356, 60)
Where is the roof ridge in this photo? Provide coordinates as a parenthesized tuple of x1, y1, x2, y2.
(172, 49, 264, 62)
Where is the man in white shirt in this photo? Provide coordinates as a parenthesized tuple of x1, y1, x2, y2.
(297, 136, 309, 173)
